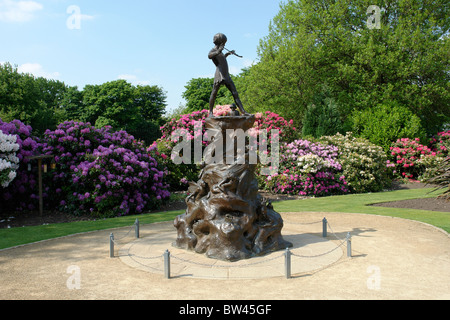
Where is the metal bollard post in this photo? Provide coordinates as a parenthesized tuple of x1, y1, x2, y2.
(346, 232, 352, 258)
(110, 233, 114, 258)
(285, 248, 292, 279)
(322, 217, 328, 238)
(164, 250, 171, 279)
(135, 218, 140, 239)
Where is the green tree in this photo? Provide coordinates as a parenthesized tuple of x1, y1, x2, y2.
(182, 77, 216, 112)
(0, 62, 68, 134)
(60, 86, 84, 121)
(0, 64, 167, 143)
(302, 100, 344, 139)
(182, 70, 251, 113)
(133, 84, 166, 121)
(247, 0, 450, 134)
(35, 77, 68, 127)
(82, 80, 135, 128)
(77, 80, 166, 144)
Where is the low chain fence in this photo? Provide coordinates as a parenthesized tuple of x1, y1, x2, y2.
(108, 217, 353, 279)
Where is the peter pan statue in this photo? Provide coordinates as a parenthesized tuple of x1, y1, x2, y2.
(208, 33, 248, 117)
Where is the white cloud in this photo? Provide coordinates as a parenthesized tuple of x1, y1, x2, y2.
(0, 0, 43, 22)
(229, 65, 241, 76)
(118, 74, 138, 81)
(242, 58, 256, 68)
(117, 74, 151, 86)
(243, 32, 258, 38)
(18, 63, 60, 79)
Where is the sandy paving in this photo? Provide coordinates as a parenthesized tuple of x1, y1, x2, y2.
(0, 212, 449, 300)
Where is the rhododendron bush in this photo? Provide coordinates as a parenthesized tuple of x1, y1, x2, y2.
(0, 130, 20, 188)
(0, 119, 42, 211)
(157, 107, 297, 190)
(429, 130, 449, 157)
(390, 130, 450, 181)
(261, 139, 350, 196)
(390, 138, 437, 180)
(319, 133, 393, 193)
(43, 121, 170, 217)
(1, 119, 170, 217)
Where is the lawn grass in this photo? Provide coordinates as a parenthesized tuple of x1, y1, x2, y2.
(274, 187, 450, 233)
(0, 210, 184, 250)
(0, 187, 448, 250)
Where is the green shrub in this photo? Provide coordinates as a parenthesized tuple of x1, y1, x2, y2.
(351, 103, 426, 153)
(423, 157, 450, 201)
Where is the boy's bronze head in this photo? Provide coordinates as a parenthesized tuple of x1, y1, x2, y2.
(213, 33, 227, 46)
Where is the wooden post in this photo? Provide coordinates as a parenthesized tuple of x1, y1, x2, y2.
(26, 155, 54, 217)
(37, 158, 43, 217)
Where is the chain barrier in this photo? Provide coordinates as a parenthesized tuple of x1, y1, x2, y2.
(109, 217, 352, 278)
(111, 225, 135, 244)
(286, 220, 323, 226)
(171, 251, 285, 269)
(127, 253, 164, 273)
(291, 239, 346, 258)
(122, 241, 163, 260)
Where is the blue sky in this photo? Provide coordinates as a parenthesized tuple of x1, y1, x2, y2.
(0, 0, 283, 114)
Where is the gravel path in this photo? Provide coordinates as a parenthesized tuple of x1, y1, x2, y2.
(0, 211, 449, 300)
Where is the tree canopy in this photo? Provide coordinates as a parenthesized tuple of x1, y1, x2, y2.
(0, 63, 167, 144)
(244, 0, 449, 134)
(0, 62, 67, 134)
(182, 70, 250, 114)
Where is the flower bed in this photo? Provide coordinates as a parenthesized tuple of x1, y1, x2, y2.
(0, 130, 20, 188)
(158, 107, 297, 190)
(390, 138, 437, 180)
(261, 139, 349, 196)
(0, 119, 42, 211)
(42, 121, 170, 217)
(319, 133, 393, 193)
(388, 130, 449, 182)
(429, 130, 449, 157)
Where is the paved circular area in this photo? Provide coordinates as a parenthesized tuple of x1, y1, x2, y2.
(0, 212, 449, 300)
(119, 227, 343, 279)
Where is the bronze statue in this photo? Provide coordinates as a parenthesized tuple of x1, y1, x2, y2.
(173, 115, 292, 262)
(208, 33, 248, 117)
(172, 34, 292, 262)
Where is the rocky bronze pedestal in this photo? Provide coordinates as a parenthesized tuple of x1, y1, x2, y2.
(173, 114, 292, 262)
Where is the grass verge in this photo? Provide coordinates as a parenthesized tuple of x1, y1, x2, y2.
(0, 210, 183, 250)
(0, 187, 448, 250)
(274, 187, 450, 233)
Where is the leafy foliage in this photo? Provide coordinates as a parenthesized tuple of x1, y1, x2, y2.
(424, 157, 450, 201)
(0, 63, 167, 144)
(65, 80, 166, 144)
(245, 0, 450, 134)
(0, 63, 67, 135)
(302, 92, 344, 139)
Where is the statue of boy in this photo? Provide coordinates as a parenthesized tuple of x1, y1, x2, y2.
(208, 33, 248, 117)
